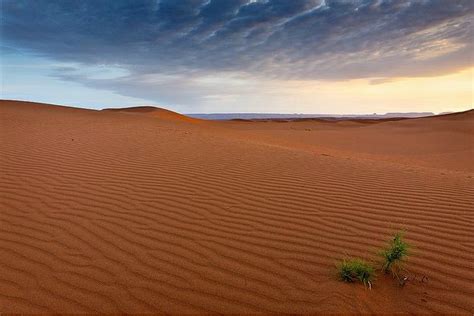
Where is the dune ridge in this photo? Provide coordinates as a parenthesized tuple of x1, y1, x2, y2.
(1, 100, 473, 314)
(103, 106, 202, 123)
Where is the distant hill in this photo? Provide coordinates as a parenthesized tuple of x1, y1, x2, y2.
(187, 112, 435, 120)
(102, 106, 201, 123)
(438, 111, 455, 115)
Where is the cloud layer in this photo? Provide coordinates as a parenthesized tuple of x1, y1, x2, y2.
(2, 0, 473, 109)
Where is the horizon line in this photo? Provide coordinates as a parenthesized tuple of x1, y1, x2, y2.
(1, 98, 473, 117)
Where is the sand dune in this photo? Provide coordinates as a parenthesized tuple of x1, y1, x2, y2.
(103, 106, 202, 124)
(1, 100, 473, 314)
(218, 110, 474, 173)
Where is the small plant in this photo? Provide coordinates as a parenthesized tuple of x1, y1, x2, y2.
(337, 258, 374, 289)
(379, 231, 410, 277)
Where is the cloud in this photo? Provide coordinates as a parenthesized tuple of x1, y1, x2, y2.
(2, 0, 473, 108)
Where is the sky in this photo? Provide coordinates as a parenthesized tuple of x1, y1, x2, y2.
(1, 0, 473, 114)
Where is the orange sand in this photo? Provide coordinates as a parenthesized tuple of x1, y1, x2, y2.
(1, 100, 473, 314)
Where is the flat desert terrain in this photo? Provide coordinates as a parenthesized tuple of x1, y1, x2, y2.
(1, 100, 473, 314)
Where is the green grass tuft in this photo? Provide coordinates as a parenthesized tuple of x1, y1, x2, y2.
(379, 231, 410, 276)
(337, 258, 374, 288)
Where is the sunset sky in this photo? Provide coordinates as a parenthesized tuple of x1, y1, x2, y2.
(1, 0, 473, 114)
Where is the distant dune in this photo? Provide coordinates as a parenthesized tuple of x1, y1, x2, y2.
(188, 112, 436, 120)
(103, 106, 201, 123)
(1, 100, 473, 314)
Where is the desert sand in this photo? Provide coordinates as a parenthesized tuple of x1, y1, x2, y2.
(1, 100, 473, 314)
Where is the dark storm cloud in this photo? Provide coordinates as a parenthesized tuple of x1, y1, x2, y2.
(2, 0, 473, 106)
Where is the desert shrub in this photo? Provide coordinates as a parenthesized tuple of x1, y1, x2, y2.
(337, 258, 374, 289)
(379, 231, 410, 276)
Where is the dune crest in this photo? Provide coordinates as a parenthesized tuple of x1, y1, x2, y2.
(103, 106, 201, 123)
